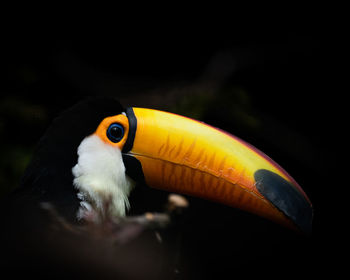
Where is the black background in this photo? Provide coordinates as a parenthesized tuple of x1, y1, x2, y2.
(1, 19, 341, 279)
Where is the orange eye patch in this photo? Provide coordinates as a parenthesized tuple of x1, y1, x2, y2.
(94, 114, 130, 150)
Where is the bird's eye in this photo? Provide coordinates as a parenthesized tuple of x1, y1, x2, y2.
(107, 123, 125, 143)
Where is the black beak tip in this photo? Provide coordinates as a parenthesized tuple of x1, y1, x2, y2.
(254, 169, 313, 235)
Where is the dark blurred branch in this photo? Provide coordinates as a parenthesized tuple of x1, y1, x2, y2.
(41, 194, 189, 245)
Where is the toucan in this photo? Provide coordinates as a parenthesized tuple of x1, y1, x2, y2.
(11, 97, 312, 235)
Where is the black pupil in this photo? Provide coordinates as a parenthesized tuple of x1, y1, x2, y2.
(110, 125, 122, 139)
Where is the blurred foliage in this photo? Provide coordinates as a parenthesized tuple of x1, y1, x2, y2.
(0, 145, 32, 195)
(0, 97, 48, 195)
(172, 86, 261, 130)
(0, 97, 46, 124)
(172, 91, 213, 120)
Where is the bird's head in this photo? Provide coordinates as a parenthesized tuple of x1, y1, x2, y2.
(21, 97, 312, 234)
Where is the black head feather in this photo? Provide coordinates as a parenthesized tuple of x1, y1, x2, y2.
(17, 97, 124, 220)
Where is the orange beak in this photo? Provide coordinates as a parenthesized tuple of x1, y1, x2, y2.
(122, 107, 313, 234)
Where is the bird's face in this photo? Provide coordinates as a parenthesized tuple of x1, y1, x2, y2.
(70, 101, 312, 234)
(72, 118, 133, 218)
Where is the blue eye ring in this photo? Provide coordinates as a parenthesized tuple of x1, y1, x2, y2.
(106, 123, 125, 143)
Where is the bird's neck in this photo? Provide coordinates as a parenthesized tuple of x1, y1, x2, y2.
(72, 135, 135, 219)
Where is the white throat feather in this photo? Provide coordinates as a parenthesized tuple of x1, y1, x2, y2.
(72, 134, 134, 219)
